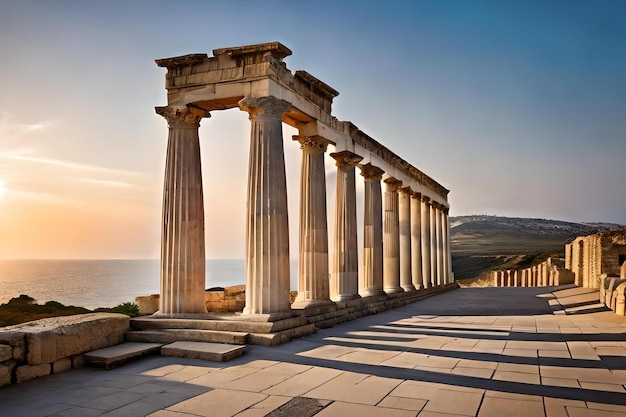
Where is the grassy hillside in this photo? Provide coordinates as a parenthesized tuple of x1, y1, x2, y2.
(450, 215, 623, 281)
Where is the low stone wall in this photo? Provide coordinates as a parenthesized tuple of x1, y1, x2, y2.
(137, 287, 302, 316)
(492, 258, 574, 287)
(599, 275, 626, 315)
(0, 313, 129, 386)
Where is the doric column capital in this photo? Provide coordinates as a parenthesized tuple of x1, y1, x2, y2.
(155, 106, 210, 127)
(293, 135, 329, 153)
(412, 192, 422, 200)
(384, 177, 403, 192)
(421, 194, 430, 203)
(359, 163, 385, 182)
(443, 207, 450, 215)
(238, 96, 291, 119)
(399, 186, 413, 195)
(330, 150, 363, 168)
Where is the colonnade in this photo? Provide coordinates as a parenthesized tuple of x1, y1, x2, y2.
(154, 42, 453, 317)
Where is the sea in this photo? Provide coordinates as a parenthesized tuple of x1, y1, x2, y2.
(0, 259, 299, 310)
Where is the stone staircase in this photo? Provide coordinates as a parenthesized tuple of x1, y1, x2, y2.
(127, 314, 316, 346)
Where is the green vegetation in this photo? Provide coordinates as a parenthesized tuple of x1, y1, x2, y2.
(0, 295, 139, 327)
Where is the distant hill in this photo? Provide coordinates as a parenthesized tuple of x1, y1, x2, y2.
(450, 215, 624, 280)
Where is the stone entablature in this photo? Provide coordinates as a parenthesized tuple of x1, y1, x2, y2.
(156, 42, 449, 202)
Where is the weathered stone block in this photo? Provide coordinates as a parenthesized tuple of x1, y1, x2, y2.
(224, 285, 245, 297)
(0, 364, 13, 387)
(72, 354, 85, 369)
(0, 331, 25, 361)
(135, 294, 159, 316)
(52, 358, 72, 374)
(616, 283, 626, 316)
(16, 363, 50, 383)
(0, 344, 12, 362)
(4, 313, 129, 365)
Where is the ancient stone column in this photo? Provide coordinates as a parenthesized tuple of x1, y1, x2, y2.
(431, 202, 441, 286)
(443, 207, 452, 285)
(156, 106, 209, 315)
(399, 187, 416, 292)
(330, 151, 362, 301)
(360, 163, 385, 297)
(410, 193, 423, 290)
(421, 196, 432, 288)
(239, 97, 292, 315)
(292, 135, 332, 309)
(383, 178, 404, 294)
(436, 204, 445, 286)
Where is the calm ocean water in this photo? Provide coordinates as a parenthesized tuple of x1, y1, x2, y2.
(0, 259, 299, 310)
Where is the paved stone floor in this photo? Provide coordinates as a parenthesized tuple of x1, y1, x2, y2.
(2, 285, 626, 417)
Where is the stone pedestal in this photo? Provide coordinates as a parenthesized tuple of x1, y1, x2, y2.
(239, 97, 292, 315)
(156, 106, 209, 315)
(292, 135, 332, 309)
(421, 196, 432, 288)
(360, 164, 385, 297)
(330, 151, 362, 301)
(383, 178, 404, 294)
(399, 187, 416, 292)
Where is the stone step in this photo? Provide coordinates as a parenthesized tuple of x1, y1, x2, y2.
(126, 329, 248, 345)
(161, 341, 245, 362)
(84, 342, 163, 369)
(130, 315, 308, 334)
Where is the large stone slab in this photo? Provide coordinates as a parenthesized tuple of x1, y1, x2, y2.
(85, 342, 163, 368)
(1, 313, 129, 365)
(161, 341, 244, 362)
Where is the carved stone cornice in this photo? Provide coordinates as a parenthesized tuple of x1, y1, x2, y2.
(293, 135, 329, 153)
(155, 106, 210, 127)
(238, 96, 291, 119)
(330, 150, 363, 168)
(359, 163, 385, 182)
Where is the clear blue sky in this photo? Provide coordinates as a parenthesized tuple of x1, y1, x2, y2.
(0, 0, 624, 259)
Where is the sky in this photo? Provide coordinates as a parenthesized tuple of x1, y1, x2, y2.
(0, 0, 624, 260)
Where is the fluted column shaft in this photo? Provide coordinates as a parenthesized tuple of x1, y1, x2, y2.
(156, 106, 209, 315)
(411, 193, 423, 289)
(436, 204, 444, 286)
(443, 207, 452, 285)
(292, 136, 332, 308)
(421, 196, 432, 288)
(399, 187, 415, 292)
(383, 178, 404, 294)
(360, 164, 385, 297)
(239, 97, 291, 315)
(330, 151, 362, 301)
(430, 202, 439, 286)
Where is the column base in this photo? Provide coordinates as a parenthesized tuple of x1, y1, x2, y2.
(384, 286, 405, 295)
(359, 287, 386, 297)
(291, 298, 335, 310)
(331, 293, 362, 302)
(401, 284, 417, 292)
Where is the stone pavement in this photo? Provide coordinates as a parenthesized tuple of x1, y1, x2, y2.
(2, 285, 626, 417)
